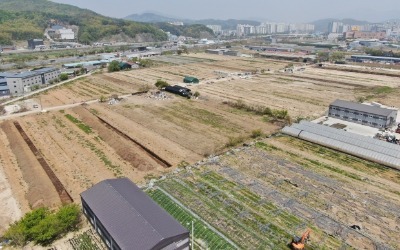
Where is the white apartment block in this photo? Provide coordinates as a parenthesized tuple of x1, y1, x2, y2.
(236, 24, 256, 36)
(206, 25, 222, 34)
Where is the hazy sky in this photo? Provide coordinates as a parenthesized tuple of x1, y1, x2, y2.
(51, 0, 400, 23)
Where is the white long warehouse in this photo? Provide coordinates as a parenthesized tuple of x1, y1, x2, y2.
(282, 121, 400, 170)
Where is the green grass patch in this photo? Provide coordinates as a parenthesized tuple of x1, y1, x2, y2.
(373, 86, 394, 95)
(65, 114, 92, 134)
(255, 142, 280, 151)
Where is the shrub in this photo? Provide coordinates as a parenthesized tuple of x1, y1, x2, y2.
(193, 91, 200, 97)
(226, 136, 245, 147)
(108, 60, 121, 72)
(59, 73, 68, 81)
(251, 129, 263, 138)
(155, 79, 169, 89)
(4, 205, 80, 247)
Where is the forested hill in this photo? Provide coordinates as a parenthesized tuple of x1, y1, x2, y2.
(0, 0, 167, 45)
(154, 23, 214, 38)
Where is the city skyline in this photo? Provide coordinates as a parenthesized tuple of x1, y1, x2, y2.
(50, 0, 400, 23)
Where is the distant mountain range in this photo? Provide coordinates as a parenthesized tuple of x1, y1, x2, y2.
(124, 13, 261, 30)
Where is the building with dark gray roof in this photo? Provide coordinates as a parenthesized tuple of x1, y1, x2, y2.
(328, 99, 397, 128)
(80, 178, 190, 250)
(3, 67, 59, 95)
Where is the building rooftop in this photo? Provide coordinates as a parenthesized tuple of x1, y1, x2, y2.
(330, 99, 396, 117)
(80, 178, 188, 250)
(32, 67, 59, 74)
(5, 71, 40, 78)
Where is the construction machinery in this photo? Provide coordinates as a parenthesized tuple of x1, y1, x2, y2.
(290, 228, 311, 250)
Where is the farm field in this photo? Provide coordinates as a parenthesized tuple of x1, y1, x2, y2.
(151, 135, 400, 249)
(0, 53, 399, 249)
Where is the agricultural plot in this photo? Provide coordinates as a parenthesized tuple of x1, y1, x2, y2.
(68, 229, 106, 250)
(147, 188, 236, 250)
(153, 135, 400, 249)
(1, 53, 400, 248)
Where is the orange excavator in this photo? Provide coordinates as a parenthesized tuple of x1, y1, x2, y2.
(290, 228, 312, 250)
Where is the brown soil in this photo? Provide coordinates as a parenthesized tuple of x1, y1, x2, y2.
(0, 121, 61, 209)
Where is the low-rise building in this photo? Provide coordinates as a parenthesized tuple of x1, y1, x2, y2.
(27, 39, 44, 50)
(205, 49, 241, 56)
(58, 28, 75, 40)
(81, 178, 190, 250)
(328, 99, 397, 128)
(3, 68, 60, 95)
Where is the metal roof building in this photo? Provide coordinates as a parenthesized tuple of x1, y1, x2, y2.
(80, 178, 190, 250)
(350, 55, 400, 63)
(282, 121, 400, 170)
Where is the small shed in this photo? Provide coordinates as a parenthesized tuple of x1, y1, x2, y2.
(183, 76, 199, 84)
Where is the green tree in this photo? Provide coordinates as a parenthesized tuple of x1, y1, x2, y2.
(59, 73, 68, 81)
(108, 60, 120, 72)
(330, 52, 345, 62)
(316, 52, 330, 62)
